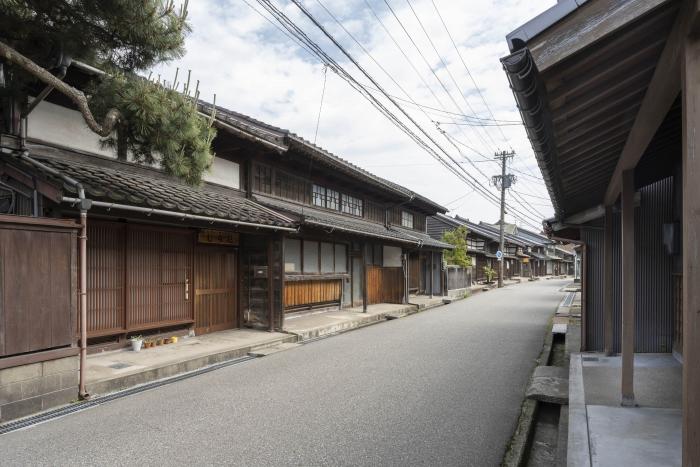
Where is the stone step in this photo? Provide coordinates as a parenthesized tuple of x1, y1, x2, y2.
(526, 366, 569, 405)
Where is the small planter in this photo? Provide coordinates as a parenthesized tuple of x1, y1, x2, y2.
(144, 341, 153, 349)
(130, 336, 143, 352)
(155, 338, 164, 346)
(170, 336, 178, 344)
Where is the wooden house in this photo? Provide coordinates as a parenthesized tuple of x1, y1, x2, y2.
(502, 0, 700, 461)
(0, 64, 449, 421)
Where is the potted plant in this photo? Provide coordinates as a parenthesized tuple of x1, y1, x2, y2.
(155, 337, 164, 346)
(130, 335, 143, 352)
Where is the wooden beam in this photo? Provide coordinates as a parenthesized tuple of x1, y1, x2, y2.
(529, 0, 670, 72)
(604, 205, 614, 356)
(682, 13, 700, 463)
(604, 5, 686, 205)
(620, 169, 635, 407)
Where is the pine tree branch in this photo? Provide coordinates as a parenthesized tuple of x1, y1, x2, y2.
(0, 40, 120, 137)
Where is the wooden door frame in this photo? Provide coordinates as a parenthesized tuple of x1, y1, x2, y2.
(194, 245, 238, 335)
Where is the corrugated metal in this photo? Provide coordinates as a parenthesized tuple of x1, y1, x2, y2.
(587, 177, 674, 353)
(581, 226, 605, 351)
(634, 177, 674, 352)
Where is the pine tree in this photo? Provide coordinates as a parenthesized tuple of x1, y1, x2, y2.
(0, 0, 215, 184)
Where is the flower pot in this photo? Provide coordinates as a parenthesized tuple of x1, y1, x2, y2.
(170, 336, 178, 344)
(155, 338, 163, 346)
(131, 339, 143, 352)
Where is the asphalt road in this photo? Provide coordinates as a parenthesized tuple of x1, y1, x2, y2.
(0, 279, 568, 466)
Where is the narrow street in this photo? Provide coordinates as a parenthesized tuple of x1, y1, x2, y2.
(0, 279, 567, 466)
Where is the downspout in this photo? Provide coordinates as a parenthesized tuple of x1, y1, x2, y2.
(10, 150, 91, 399)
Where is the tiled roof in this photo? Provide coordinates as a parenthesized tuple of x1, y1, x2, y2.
(22, 146, 296, 229)
(255, 195, 452, 249)
(200, 102, 447, 213)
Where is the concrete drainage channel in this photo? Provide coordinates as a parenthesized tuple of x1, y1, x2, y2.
(503, 320, 571, 466)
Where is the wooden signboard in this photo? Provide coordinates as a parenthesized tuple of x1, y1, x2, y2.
(198, 229, 240, 246)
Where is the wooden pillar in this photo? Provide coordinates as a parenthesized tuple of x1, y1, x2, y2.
(267, 238, 274, 332)
(621, 169, 635, 407)
(683, 19, 700, 464)
(362, 243, 368, 313)
(429, 251, 434, 298)
(604, 204, 615, 356)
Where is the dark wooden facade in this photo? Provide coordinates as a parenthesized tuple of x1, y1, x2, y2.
(0, 215, 78, 367)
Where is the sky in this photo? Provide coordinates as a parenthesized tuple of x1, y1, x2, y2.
(152, 0, 556, 231)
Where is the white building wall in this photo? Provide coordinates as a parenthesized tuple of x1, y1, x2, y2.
(28, 99, 241, 190)
(27, 100, 116, 158)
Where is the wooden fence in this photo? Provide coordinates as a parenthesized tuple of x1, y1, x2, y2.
(0, 216, 78, 363)
(366, 266, 404, 305)
(284, 279, 342, 310)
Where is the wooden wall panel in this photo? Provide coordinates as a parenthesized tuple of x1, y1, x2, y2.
(284, 279, 341, 310)
(0, 221, 76, 357)
(87, 222, 125, 335)
(195, 248, 236, 334)
(366, 266, 403, 305)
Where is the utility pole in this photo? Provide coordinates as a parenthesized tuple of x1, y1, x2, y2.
(492, 150, 516, 288)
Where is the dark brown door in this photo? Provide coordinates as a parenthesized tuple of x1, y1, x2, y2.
(194, 247, 237, 335)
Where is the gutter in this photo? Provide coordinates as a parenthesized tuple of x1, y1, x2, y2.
(506, 0, 589, 52)
(61, 198, 298, 233)
(5, 149, 91, 400)
(501, 48, 563, 217)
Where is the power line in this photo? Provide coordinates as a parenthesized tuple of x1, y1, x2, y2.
(255, 0, 544, 229)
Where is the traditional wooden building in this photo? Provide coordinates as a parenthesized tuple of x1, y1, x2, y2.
(427, 214, 531, 282)
(0, 64, 450, 421)
(209, 105, 452, 311)
(502, 0, 699, 461)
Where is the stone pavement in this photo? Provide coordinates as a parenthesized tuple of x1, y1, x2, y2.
(568, 353, 682, 467)
(86, 328, 296, 396)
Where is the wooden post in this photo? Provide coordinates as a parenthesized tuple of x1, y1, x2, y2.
(362, 243, 368, 313)
(604, 205, 614, 356)
(429, 251, 434, 299)
(267, 238, 274, 332)
(621, 169, 635, 407)
(683, 18, 700, 464)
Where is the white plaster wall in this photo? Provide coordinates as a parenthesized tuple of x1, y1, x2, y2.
(204, 157, 240, 189)
(27, 99, 116, 158)
(383, 245, 402, 268)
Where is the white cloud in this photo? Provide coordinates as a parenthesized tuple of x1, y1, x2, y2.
(153, 0, 556, 229)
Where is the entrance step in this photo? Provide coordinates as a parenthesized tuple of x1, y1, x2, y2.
(248, 342, 302, 357)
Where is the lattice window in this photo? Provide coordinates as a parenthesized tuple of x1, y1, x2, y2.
(341, 194, 363, 217)
(401, 211, 414, 229)
(253, 163, 272, 194)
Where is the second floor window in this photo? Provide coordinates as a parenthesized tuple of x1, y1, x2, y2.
(312, 184, 362, 216)
(401, 211, 414, 229)
(312, 184, 326, 207)
(253, 164, 272, 194)
(341, 194, 363, 217)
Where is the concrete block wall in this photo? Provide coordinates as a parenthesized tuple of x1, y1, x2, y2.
(0, 356, 79, 423)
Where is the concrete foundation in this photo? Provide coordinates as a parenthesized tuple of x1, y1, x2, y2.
(0, 355, 78, 423)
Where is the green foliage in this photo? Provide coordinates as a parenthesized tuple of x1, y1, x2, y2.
(1, 1, 216, 184)
(89, 72, 215, 185)
(483, 266, 496, 284)
(0, 0, 189, 72)
(442, 226, 472, 268)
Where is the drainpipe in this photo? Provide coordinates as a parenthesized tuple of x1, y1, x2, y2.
(9, 150, 91, 399)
